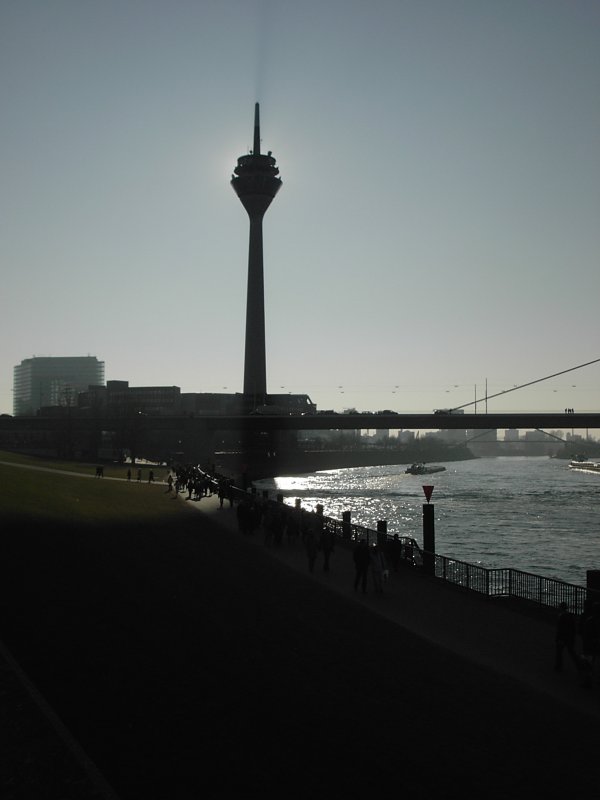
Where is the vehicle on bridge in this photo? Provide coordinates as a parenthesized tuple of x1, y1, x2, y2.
(250, 394, 316, 416)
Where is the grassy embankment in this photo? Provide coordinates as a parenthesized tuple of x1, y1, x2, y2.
(0, 450, 183, 527)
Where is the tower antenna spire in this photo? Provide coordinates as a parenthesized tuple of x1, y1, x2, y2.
(253, 102, 261, 155)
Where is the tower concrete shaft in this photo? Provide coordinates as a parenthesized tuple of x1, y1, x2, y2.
(231, 103, 282, 405)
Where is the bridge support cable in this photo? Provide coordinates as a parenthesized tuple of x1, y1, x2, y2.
(534, 428, 568, 445)
(451, 357, 600, 412)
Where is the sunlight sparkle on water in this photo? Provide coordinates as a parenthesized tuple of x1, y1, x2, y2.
(255, 458, 600, 585)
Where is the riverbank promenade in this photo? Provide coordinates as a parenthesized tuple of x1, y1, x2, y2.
(2, 481, 599, 799)
(197, 492, 599, 720)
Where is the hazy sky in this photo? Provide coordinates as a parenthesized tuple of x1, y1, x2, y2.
(2, 0, 599, 417)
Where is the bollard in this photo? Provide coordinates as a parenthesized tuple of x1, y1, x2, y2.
(377, 520, 387, 548)
(262, 490, 269, 500)
(422, 503, 435, 576)
(342, 510, 352, 540)
(295, 498, 301, 509)
(277, 493, 284, 504)
(586, 570, 600, 613)
(316, 504, 324, 515)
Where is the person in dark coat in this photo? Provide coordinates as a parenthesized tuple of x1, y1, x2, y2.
(388, 534, 402, 572)
(305, 531, 318, 574)
(369, 544, 388, 594)
(554, 602, 578, 672)
(320, 527, 335, 572)
(580, 602, 600, 686)
(353, 539, 370, 593)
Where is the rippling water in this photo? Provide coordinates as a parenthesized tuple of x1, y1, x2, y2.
(254, 457, 600, 587)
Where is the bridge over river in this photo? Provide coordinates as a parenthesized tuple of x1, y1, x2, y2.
(2, 410, 599, 434)
(2, 411, 598, 476)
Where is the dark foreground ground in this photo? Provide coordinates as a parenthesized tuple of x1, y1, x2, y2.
(1, 503, 598, 799)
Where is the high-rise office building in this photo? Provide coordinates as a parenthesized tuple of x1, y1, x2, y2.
(13, 356, 105, 416)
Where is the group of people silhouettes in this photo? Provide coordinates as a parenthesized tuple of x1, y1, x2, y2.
(123, 467, 148, 482)
(227, 486, 414, 595)
(168, 463, 223, 501)
(234, 494, 336, 570)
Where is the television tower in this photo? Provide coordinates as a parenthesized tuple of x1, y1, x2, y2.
(231, 103, 282, 406)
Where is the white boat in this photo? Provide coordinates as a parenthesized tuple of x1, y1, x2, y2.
(569, 459, 600, 473)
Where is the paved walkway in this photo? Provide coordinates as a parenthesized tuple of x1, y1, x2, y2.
(188, 490, 599, 719)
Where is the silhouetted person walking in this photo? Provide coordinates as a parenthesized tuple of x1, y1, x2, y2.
(320, 527, 335, 572)
(286, 509, 300, 545)
(353, 539, 370, 593)
(388, 534, 402, 572)
(370, 544, 388, 594)
(554, 602, 579, 672)
(237, 500, 255, 535)
(305, 531, 318, 573)
(581, 602, 600, 687)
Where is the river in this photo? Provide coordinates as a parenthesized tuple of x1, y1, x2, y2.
(253, 456, 600, 587)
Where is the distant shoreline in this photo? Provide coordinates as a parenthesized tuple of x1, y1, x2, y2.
(215, 444, 477, 481)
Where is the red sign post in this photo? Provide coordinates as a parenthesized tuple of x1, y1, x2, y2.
(423, 485, 434, 503)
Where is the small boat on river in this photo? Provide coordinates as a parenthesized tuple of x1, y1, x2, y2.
(405, 463, 446, 475)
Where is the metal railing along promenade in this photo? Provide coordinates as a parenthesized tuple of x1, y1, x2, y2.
(322, 513, 594, 614)
(428, 554, 595, 615)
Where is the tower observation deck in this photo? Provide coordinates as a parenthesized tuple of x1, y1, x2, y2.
(231, 103, 282, 406)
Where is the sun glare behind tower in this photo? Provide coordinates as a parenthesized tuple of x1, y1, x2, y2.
(231, 103, 282, 407)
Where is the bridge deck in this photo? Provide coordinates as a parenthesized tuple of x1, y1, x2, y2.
(2, 411, 599, 431)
